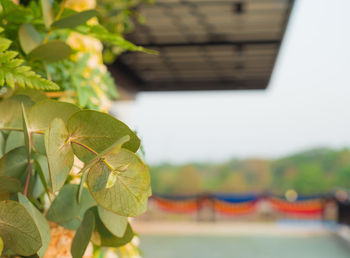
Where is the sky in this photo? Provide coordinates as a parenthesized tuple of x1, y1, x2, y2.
(112, 0, 350, 165)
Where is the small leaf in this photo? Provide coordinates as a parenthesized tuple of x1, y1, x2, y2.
(29, 41, 72, 62)
(45, 118, 74, 193)
(18, 24, 42, 54)
(0, 200, 42, 256)
(51, 10, 98, 29)
(87, 149, 150, 217)
(41, 0, 54, 28)
(18, 193, 51, 258)
(67, 110, 140, 162)
(46, 184, 96, 229)
(97, 206, 128, 237)
(71, 209, 95, 258)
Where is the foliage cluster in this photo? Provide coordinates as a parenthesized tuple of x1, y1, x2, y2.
(0, 0, 152, 257)
(150, 148, 350, 195)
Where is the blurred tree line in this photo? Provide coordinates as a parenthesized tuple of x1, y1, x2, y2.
(150, 148, 350, 195)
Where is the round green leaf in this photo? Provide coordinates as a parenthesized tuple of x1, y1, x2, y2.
(29, 41, 72, 62)
(51, 10, 98, 29)
(97, 206, 128, 237)
(18, 24, 42, 54)
(45, 118, 74, 193)
(0, 200, 42, 256)
(67, 110, 140, 162)
(87, 149, 150, 217)
(46, 184, 96, 229)
(29, 100, 80, 132)
(18, 193, 50, 258)
(71, 209, 95, 258)
(91, 207, 133, 247)
(28, 99, 79, 154)
(12, 88, 48, 102)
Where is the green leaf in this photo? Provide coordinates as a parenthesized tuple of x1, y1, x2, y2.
(29, 100, 80, 132)
(87, 149, 150, 217)
(77, 136, 131, 202)
(5, 131, 24, 153)
(0, 38, 59, 90)
(75, 24, 157, 54)
(29, 41, 72, 62)
(0, 200, 42, 256)
(0, 38, 11, 52)
(29, 99, 79, 154)
(45, 118, 74, 193)
(91, 207, 133, 247)
(32, 154, 50, 198)
(71, 209, 95, 258)
(19, 24, 42, 54)
(0, 97, 32, 130)
(46, 184, 96, 229)
(12, 88, 48, 102)
(51, 9, 98, 29)
(0, 176, 22, 193)
(67, 110, 140, 162)
(18, 193, 50, 258)
(0, 147, 28, 180)
(97, 206, 128, 237)
(41, 0, 54, 28)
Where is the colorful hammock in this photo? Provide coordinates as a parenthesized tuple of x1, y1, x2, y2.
(268, 197, 324, 216)
(152, 196, 202, 213)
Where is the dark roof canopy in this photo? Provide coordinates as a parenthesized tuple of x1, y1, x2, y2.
(109, 0, 294, 92)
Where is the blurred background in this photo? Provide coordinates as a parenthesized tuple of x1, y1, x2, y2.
(109, 0, 350, 257)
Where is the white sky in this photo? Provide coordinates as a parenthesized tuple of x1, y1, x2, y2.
(112, 0, 350, 165)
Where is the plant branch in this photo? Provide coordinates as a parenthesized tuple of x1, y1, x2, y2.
(0, 127, 24, 132)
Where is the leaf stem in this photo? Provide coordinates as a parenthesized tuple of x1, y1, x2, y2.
(70, 140, 98, 156)
(43, 0, 67, 44)
(70, 140, 116, 173)
(23, 162, 32, 197)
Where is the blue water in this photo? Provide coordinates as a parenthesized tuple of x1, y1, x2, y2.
(140, 235, 350, 258)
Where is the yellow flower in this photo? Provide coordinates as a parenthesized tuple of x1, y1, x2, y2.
(64, 0, 95, 11)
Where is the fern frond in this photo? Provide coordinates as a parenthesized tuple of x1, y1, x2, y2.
(0, 37, 59, 90)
